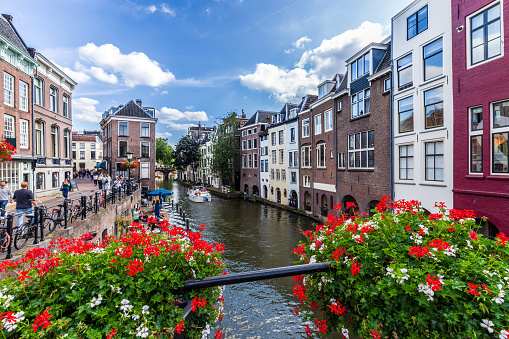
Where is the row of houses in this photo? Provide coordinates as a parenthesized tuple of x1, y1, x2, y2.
(192, 0, 506, 235)
(0, 14, 77, 197)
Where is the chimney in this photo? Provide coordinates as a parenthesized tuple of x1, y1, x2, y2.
(136, 99, 142, 107)
(241, 109, 246, 119)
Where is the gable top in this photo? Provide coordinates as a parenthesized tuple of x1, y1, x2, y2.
(336, 71, 349, 93)
(0, 14, 33, 59)
(375, 41, 392, 73)
(102, 100, 157, 121)
(241, 110, 277, 129)
(298, 94, 319, 112)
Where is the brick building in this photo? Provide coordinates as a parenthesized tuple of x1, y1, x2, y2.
(451, 0, 508, 234)
(72, 133, 103, 171)
(335, 39, 392, 216)
(240, 110, 276, 197)
(100, 100, 157, 192)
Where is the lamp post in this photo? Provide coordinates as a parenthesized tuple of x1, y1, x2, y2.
(127, 151, 133, 196)
(137, 157, 141, 183)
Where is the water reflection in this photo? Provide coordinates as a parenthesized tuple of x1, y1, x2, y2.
(156, 180, 317, 338)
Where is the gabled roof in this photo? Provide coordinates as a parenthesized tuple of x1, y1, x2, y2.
(375, 42, 392, 73)
(280, 103, 299, 115)
(298, 95, 318, 111)
(336, 70, 348, 93)
(113, 100, 153, 118)
(0, 14, 32, 58)
(72, 135, 101, 142)
(242, 110, 278, 128)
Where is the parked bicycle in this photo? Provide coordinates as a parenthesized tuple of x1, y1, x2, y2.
(0, 209, 11, 252)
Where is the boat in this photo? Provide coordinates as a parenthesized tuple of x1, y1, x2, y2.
(187, 186, 212, 203)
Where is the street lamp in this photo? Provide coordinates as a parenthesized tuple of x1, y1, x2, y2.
(137, 157, 141, 183)
(127, 151, 133, 196)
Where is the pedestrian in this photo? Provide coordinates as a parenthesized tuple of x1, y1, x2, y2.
(11, 181, 37, 227)
(133, 208, 139, 222)
(98, 174, 103, 190)
(0, 181, 13, 218)
(61, 178, 71, 199)
(104, 175, 111, 191)
(93, 173, 98, 186)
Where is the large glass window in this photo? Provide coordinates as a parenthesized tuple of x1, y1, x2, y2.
(3, 115, 14, 138)
(279, 130, 284, 144)
(80, 151, 85, 159)
(140, 163, 150, 179)
(407, 5, 428, 40)
(20, 119, 29, 149)
(314, 114, 322, 135)
(471, 3, 501, 65)
(493, 100, 509, 128)
(398, 96, 414, 133)
(62, 95, 69, 117)
(3, 72, 13, 106)
(35, 121, 43, 156)
(50, 126, 58, 157)
(272, 150, 276, 164)
(271, 132, 276, 146)
(141, 142, 150, 157)
(399, 145, 414, 180)
(351, 89, 370, 119)
(471, 136, 483, 173)
(49, 87, 58, 113)
(290, 128, 295, 142)
(423, 38, 443, 81)
(141, 123, 150, 137)
(425, 141, 444, 181)
(279, 149, 284, 164)
(301, 145, 311, 167)
(119, 122, 128, 136)
(19, 81, 28, 111)
(348, 131, 374, 169)
(119, 141, 128, 157)
(324, 109, 333, 131)
(397, 54, 413, 89)
(317, 143, 326, 168)
(351, 52, 371, 81)
(493, 132, 508, 173)
(302, 119, 310, 137)
(34, 78, 42, 106)
(64, 130, 70, 158)
(424, 86, 444, 129)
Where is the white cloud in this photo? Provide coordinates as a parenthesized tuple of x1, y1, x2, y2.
(164, 122, 197, 131)
(206, 8, 212, 15)
(161, 90, 168, 95)
(160, 4, 176, 16)
(73, 97, 103, 123)
(158, 107, 209, 122)
(78, 43, 175, 87)
(59, 65, 91, 83)
(240, 63, 319, 103)
(185, 105, 194, 110)
(146, 5, 157, 13)
(292, 36, 311, 49)
(89, 66, 118, 84)
(156, 131, 173, 138)
(284, 49, 294, 54)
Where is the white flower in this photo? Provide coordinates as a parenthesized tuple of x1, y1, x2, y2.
(84, 264, 90, 271)
(1, 311, 25, 332)
(132, 314, 140, 320)
(418, 284, 434, 301)
(342, 328, 349, 339)
(70, 283, 75, 290)
(91, 247, 105, 254)
(309, 255, 316, 264)
(500, 329, 509, 339)
(142, 305, 150, 315)
(136, 325, 149, 338)
(481, 319, 494, 333)
(201, 324, 211, 339)
(90, 294, 103, 308)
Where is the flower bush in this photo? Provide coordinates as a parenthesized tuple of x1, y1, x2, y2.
(0, 220, 226, 338)
(293, 196, 509, 338)
(121, 161, 139, 170)
(0, 139, 16, 162)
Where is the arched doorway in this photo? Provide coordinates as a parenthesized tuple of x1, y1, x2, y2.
(289, 190, 298, 208)
(252, 185, 259, 196)
(321, 194, 328, 217)
(263, 185, 268, 199)
(244, 184, 249, 196)
(476, 219, 499, 239)
(343, 195, 359, 216)
(304, 191, 311, 211)
(276, 188, 281, 203)
(367, 200, 380, 217)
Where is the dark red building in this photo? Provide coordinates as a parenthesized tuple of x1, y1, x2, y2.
(451, 0, 508, 235)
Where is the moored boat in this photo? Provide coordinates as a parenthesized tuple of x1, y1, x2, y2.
(187, 186, 212, 203)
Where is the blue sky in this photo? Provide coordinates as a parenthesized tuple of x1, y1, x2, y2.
(3, 0, 411, 146)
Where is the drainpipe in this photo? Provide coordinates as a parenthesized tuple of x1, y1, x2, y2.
(32, 61, 37, 195)
(390, 23, 395, 202)
(310, 108, 314, 215)
(334, 97, 338, 216)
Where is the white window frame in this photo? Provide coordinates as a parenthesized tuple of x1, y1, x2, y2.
(140, 162, 150, 179)
(424, 140, 444, 182)
(290, 127, 296, 143)
(351, 89, 370, 119)
(279, 130, 284, 144)
(348, 131, 375, 169)
(301, 145, 312, 168)
(49, 86, 58, 113)
(272, 150, 276, 164)
(118, 140, 128, 157)
(399, 144, 414, 180)
(337, 100, 342, 112)
(19, 81, 28, 111)
(141, 141, 150, 158)
(384, 78, 391, 92)
(50, 126, 59, 157)
(324, 109, 333, 132)
(35, 121, 44, 156)
(62, 95, 69, 118)
(337, 152, 346, 169)
(80, 151, 85, 159)
(253, 138, 257, 149)
(316, 142, 326, 168)
(302, 119, 310, 138)
(279, 149, 284, 164)
(271, 132, 276, 146)
(314, 114, 322, 135)
(491, 99, 509, 174)
(20, 119, 29, 149)
(3, 115, 14, 138)
(141, 123, 150, 138)
(34, 78, 43, 106)
(469, 106, 483, 174)
(303, 175, 311, 187)
(3, 72, 14, 107)
(118, 121, 128, 136)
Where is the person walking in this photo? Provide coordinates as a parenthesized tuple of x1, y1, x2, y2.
(11, 182, 37, 227)
(104, 175, 111, 191)
(61, 178, 71, 199)
(93, 173, 98, 186)
(0, 181, 13, 218)
(98, 174, 103, 190)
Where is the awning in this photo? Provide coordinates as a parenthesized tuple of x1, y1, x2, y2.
(96, 161, 106, 168)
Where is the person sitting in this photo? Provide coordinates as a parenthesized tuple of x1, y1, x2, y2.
(142, 197, 148, 206)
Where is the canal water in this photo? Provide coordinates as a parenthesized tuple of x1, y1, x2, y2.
(156, 180, 318, 338)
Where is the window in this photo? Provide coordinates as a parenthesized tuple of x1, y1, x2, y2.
(470, 3, 501, 65)
(248, 154, 252, 168)
(398, 96, 414, 133)
(34, 78, 42, 106)
(314, 114, 322, 135)
(271, 132, 276, 146)
(20, 119, 28, 149)
(141, 123, 150, 137)
(72, 151, 76, 159)
(80, 151, 85, 159)
(291, 172, 296, 183)
(324, 109, 333, 131)
(276, 170, 280, 181)
(3, 72, 13, 106)
(271, 169, 274, 180)
(242, 155, 246, 168)
(492, 100, 509, 173)
(272, 150, 276, 164)
(50, 126, 58, 157)
(119, 141, 128, 157)
(4, 115, 14, 138)
(4, 50, 14, 65)
(64, 130, 70, 158)
(49, 87, 58, 112)
(289, 151, 293, 168)
(265, 160, 269, 172)
(424, 86, 444, 129)
(253, 138, 257, 148)
(425, 141, 444, 181)
(248, 129, 252, 135)
(348, 131, 375, 169)
(35, 121, 43, 156)
(279, 130, 284, 144)
(293, 151, 298, 167)
(119, 122, 128, 136)
(399, 145, 414, 180)
(302, 119, 310, 137)
(19, 81, 28, 111)
(351, 52, 371, 81)
(242, 131, 246, 137)
(423, 38, 443, 81)
(337, 101, 342, 111)
(407, 5, 428, 40)
(254, 154, 258, 168)
(397, 54, 413, 89)
(317, 143, 326, 168)
(36, 173, 44, 190)
(351, 89, 370, 118)
(282, 170, 286, 181)
(80, 143, 85, 149)
(242, 140, 246, 150)
(279, 149, 284, 164)
(290, 128, 295, 143)
(471, 106, 483, 131)
(141, 142, 150, 157)
(471, 136, 483, 173)
(248, 139, 252, 149)
(62, 95, 69, 117)
(140, 163, 150, 179)
(338, 153, 346, 169)
(384, 78, 391, 92)
(254, 128, 257, 133)
(72, 143, 76, 149)
(303, 175, 311, 187)
(91, 151, 96, 159)
(301, 145, 312, 167)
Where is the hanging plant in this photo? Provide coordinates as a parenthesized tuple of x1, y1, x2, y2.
(284, 189, 287, 197)
(0, 139, 16, 162)
(270, 186, 274, 195)
(121, 160, 139, 170)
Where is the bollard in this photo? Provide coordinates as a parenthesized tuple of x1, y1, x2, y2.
(112, 188, 116, 204)
(186, 219, 190, 231)
(33, 207, 39, 245)
(39, 207, 45, 242)
(183, 212, 186, 220)
(81, 196, 87, 220)
(5, 215, 13, 259)
(95, 192, 99, 213)
(64, 199, 68, 229)
(103, 190, 107, 208)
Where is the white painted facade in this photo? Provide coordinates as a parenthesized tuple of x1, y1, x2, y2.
(259, 132, 270, 199)
(392, 0, 453, 212)
(286, 109, 300, 207)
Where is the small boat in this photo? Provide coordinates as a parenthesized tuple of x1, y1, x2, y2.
(187, 186, 212, 203)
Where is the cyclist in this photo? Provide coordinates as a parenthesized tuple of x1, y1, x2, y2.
(0, 181, 12, 218)
(11, 182, 37, 227)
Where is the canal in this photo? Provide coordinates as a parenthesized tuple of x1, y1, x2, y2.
(157, 180, 318, 338)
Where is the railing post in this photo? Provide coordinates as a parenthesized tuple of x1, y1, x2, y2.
(112, 188, 116, 204)
(33, 206, 39, 245)
(81, 196, 87, 220)
(63, 199, 68, 229)
(39, 207, 44, 242)
(95, 192, 99, 213)
(186, 219, 190, 231)
(5, 215, 13, 259)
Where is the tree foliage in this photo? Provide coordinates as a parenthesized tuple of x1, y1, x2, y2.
(211, 112, 240, 185)
(174, 135, 200, 174)
(155, 138, 173, 167)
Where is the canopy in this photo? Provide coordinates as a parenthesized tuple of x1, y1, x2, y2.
(147, 188, 173, 197)
(96, 161, 106, 168)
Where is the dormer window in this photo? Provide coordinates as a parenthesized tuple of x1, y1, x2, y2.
(351, 52, 371, 81)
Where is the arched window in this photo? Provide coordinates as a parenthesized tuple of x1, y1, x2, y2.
(50, 125, 59, 157)
(35, 120, 45, 156)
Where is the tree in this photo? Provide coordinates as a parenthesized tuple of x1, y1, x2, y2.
(174, 135, 200, 180)
(211, 112, 240, 189)
(155, 138, 173, 167)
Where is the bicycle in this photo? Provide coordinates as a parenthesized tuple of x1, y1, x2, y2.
(13, 212, 37, 250)
(0, 209, 11, 252)
(47, 198, 73, 232)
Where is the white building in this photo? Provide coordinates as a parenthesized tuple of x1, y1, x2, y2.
(392, 0, 453, 212)
(72, 133, 103, 171)
(286, 107, 300, 208)
(259, 130, 270, 199)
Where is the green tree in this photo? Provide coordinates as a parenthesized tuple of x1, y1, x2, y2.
(174, 135, 200, 180)
(155, 138, 173, 167)
(211, 112, 240, 190)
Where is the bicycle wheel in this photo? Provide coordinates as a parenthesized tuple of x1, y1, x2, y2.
(45, 217, 56, 233)
(14, 224, 31, 250)
(0, 231, 10, 252)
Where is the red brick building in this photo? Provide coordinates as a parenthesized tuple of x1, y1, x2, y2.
(451, 0, 509, 234)
(100, 100, 157, 192)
